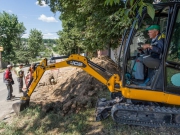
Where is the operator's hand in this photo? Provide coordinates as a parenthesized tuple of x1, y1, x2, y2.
(142, 44, 152, 49)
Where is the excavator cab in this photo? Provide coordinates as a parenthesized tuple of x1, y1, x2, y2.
(101, 2, 180, 127)
(122, 6, 168, 88)
(122, 2, 180, 92)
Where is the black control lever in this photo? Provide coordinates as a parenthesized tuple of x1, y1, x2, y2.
(137, 42, 144, 51)
(138, 42, 144, 47)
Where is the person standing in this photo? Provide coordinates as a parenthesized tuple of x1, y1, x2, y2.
(3, 65, 15, 100)
(14, 64, 25, 93)
(26, 63, 35, 88)
(22, 63, 35, 92)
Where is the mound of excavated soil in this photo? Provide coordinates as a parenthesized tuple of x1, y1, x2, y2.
(30, 56, 120, 115)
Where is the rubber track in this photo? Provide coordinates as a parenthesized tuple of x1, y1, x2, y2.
(111, 103, 180, 127)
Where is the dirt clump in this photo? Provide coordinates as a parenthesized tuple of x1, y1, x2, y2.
(31, 56, 120, 115)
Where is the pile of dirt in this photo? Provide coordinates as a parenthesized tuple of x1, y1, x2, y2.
(31, 56, 120, 115)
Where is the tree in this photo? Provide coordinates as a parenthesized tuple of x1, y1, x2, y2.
(42, 0, 128, 54)
(38, 0, 163, 54)
(0, 11, 26, 62)
(14, 40, 31, 65)
(28, 29, 43, 58)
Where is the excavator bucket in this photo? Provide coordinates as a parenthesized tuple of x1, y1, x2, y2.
(12, 99, 30, 115)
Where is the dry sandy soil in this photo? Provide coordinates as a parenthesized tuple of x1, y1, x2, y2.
(30, 56, 120, 115)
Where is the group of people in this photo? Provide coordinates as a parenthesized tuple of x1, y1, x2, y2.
(3, 63, 35, 101)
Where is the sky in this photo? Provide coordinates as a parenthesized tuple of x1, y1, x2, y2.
(0, 0, 62, 39)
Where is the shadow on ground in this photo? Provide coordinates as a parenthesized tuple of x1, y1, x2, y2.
(1, 101, 180, 135)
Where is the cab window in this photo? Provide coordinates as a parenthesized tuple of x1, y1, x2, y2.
(166, 8, 180, 88)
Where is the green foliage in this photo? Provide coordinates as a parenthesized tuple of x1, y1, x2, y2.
(38, 0, 157, 55)
(0, 11, 26, 62)
(28, 29, 43, 58)
(0, 11, 58, 65)
(22, 37, 58, 58)
(146, 3, 155, 19)
(43, 39, 58, 57)
(168, 22, 180, 62)
(14, 50, 31, 65)
(52, 46, 58, 52)
(43, 0, 129, 55)
(106, 0, 155, 19)
(43, 39, 56, 44)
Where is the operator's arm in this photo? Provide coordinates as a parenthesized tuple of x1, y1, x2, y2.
(142, 38, 164, 54)
(150, 38, 164, 54)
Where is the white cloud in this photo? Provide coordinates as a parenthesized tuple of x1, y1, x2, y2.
(22, 33, 29, 38)
(38, 14, 58, 22)
(43, 33, 53, 36)
(43, 33, 58, 39)
(7, 10, 12, 13)
(35, 1, 48, 7)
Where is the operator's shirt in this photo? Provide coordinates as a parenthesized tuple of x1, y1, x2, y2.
(149, 34, 165, 59)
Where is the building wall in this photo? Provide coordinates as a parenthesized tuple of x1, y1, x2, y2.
(110, 46, 120, 63)
(97, 50, 109, 57)
(96, 47, 121, 63)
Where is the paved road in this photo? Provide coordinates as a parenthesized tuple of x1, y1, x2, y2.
(0, 67, 29, 120)
(0, 61, 74, 121)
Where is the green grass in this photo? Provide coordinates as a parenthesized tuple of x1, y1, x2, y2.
(0, 90, 180, 135)
(1, 103, 180, 135)
(0, 104, 98, 135)
(166, 67, 180, 86)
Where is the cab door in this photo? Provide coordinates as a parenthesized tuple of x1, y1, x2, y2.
(165, 4, 180, 94)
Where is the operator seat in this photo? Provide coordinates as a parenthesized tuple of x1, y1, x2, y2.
(143, 55, 161, 69)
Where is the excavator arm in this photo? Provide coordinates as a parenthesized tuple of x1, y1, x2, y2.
(12, 54, 122, 115)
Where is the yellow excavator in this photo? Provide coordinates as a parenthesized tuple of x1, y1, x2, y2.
(13, 2, 180, 127)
